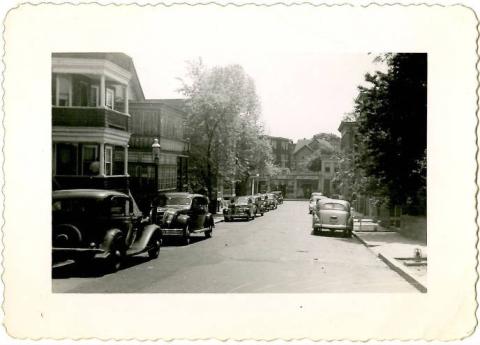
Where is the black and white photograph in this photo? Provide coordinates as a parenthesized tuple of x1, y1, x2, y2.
(51, 52, 427, 294)
(2, 1, 478, 341)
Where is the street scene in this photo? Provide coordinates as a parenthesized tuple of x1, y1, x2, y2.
(53, 201, 417, 293)
(52, 52, 427, 293)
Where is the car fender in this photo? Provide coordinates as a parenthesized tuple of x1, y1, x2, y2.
(177, 214, 190, 226)
(135, 224, 162, 250)
(205, 213, 215, 227)
(100, 228, 124, 251)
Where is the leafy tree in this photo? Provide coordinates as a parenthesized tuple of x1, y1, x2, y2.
(354, 53, 427, 214)
(179, 60, 274, 201)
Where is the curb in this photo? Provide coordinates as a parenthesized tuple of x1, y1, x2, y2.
(353, 232, 427, 293)
(213, 218, 224, 224)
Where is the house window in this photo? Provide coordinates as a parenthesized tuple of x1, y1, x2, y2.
(90, 86, 99, 107)
(82, 145, 99, 176)
(106, 88, 115, 109)
(325, 165, 331, 173)
(105, 146, 113, 175)
(56, 143, 78, 175)
(58, 76, 71, 106)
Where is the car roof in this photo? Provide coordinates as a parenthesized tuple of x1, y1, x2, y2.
(53, 189, 129, 200)
(160, 192, 206, 199)
(317, 198, 350, 206)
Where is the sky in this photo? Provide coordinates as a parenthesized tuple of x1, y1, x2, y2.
(116, 7, 388, 142)
(131, 53, 386, 142)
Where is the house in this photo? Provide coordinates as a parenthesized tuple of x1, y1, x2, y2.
(52, 52, 145, 192)
(127, 99, 189, 209)
(258, 135, 340, 199)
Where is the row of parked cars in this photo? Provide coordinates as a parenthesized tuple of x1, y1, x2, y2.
(52, 188, 284, 274)
(223, 192, 283, 221)
(308, 192, 353, 238)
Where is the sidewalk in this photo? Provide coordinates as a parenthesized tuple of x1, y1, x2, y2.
(353, 230, 427, 293)
(213, 213, 224, 224)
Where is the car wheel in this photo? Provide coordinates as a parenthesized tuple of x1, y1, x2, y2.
(205, 224, 213, 238)
(224, 216, 230, 222)
(147, 234, 161, 259)
(106, 239, 124, 273)
(183, 227, 191, 245)
(343, 230, 352, 238)
(261, 212, 264, 216)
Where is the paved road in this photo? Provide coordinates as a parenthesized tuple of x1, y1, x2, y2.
(53, 201, 417, 293)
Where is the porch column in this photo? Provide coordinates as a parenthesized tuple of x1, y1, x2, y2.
(293, 178, 298, 198)
(55, 75, 60, 106)
(124, 145, 129, 175)
(68, 76, 73, 106)
(100, 75, 106, 107)
(99, 143, 105, 176)
(124, 85, 129, 114)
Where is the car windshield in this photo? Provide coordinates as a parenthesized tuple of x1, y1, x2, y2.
(320, 203, 348, 211)
(158, 196, 191, 206)
(52, 198, 99, 217)
(236, 196, 250, 204)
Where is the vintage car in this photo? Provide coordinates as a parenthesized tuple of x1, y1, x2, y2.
(152, 193, 214, 245)
(312, 198, 353, 237)
(264, 193, 278, 210)
(253, 194, 266, 216)
(271, 191, 284, 204)
(308, 194, 327, 214)
(223, 195, 257, 221)
(52, 189, 162, 272)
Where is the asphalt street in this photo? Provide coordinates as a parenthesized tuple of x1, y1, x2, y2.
(52, 201, 417, 293)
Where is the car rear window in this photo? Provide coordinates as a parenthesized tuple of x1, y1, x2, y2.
(320, 203, 348, 211)
(52, 198, 98, 217)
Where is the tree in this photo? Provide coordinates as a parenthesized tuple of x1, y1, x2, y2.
(354, 53, 427, 214)
(179, 60, 274, 201)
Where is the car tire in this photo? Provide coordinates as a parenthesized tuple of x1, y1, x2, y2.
(261, 212, 264, 216)
(147, 234, 161, 259)
(183, 227, 191, 246)
(105, 238, 124, 273)
(205, 224, 213, 238)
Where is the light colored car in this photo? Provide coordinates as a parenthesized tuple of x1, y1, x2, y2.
(312, 198, 353, 237)
(308, 195, 326, 214)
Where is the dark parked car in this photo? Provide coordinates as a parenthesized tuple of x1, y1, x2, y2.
(312, 198, 353, 237)
(271, 191, 284, 204)
(152, 193, 214, 245)
(265, 193, 278, 210)
(52, 189, 162, 272)
(253, 194, 266, 216)
(223, 196, 256, 221)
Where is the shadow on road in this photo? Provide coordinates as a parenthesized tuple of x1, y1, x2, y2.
(311, 230, 356, 241)
(52, 255, 152, 279)
(161, 235, 210, 247)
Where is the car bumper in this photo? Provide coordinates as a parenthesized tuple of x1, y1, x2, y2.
(224, 213, 250, 218)
(161, 228, 185, 236)
(312, 222, 350, 230)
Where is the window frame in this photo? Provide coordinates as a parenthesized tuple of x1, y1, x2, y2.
(106, 88, 115, 109)
(105, 146, 113, 176)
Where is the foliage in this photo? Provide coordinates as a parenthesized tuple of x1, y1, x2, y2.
(353, 53, 427, 214)
(179, 60, 275, 200)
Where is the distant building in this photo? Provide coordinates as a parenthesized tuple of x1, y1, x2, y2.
(266, 136, 294, 169)
(127, 100, 189, 206)
(52, 52, 144, 192)
(259, 135, 340, 199)
(338, 121, 358, 152)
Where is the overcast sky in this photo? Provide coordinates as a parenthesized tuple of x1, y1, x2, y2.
(130, 52, 386, 142)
